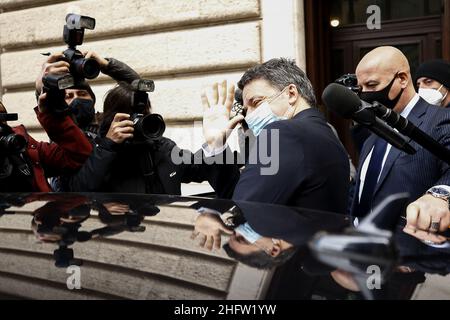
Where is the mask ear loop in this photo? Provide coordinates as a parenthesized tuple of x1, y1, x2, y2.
(281, 86, 301, 119)
(264, 86, 299, 119)
(266, 86, 289, 104)
(437, 84, 449, 101)
(265, 85, 294, 119)
(443, 88, 449, 102)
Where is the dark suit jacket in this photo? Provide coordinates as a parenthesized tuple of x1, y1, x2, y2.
(233, 108, 350, 213)
(351, 97, 450, 217)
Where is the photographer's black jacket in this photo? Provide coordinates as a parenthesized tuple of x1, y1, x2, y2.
(61, 136, 240, 198)
(55, 57, 240, 198)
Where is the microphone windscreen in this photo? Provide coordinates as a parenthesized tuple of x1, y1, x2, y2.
(322, 83, 362, 118)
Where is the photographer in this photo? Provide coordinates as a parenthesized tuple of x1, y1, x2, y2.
(57, 80, 240, 198)
(35, 51, 140, 135)
(0, 71, 92, 192)
(36, 51, 144, 191)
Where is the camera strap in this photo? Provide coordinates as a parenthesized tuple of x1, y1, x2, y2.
(9, 154, 32, 177)
(0, 154, 33, 192)
(0, 157, 13, 179)
(140, 150, 155, 194)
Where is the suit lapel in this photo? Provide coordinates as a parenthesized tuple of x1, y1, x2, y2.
(351, 134, 377, 214)
(359, 134, 377, 168)
(373, 98, 427, 196)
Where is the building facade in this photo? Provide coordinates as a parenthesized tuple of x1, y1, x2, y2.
(0, 0, 306, 150)
(1, 0, 448, 159)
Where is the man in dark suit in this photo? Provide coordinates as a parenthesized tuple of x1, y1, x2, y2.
(352, 46, 450, 233)
(201, 58, 350, 213)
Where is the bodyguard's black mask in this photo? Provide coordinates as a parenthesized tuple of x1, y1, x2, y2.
(359, 73, 404, 109)
(69, 98, 95, 129)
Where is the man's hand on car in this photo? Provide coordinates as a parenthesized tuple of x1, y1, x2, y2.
(191, 211, 233, 251)
(405, 194, 450, 233)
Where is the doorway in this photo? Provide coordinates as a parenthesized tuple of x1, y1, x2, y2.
(304, 0, 450, 163)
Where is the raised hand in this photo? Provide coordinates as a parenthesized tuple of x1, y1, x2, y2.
(201, 80, 245, 150)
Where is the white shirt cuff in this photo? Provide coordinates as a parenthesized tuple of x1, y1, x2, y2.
(197, 207, 222, 216)
(201, 142, 228, 157)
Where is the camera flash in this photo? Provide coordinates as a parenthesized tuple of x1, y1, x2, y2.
(57, 75, 75, 90)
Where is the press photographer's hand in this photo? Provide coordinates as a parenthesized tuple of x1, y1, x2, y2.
(83, 51, 109, 71)
(37, 91, 48, 113)
(106, 113, 134, 144)
(202, 80, 245, 149)
(35, 52, 70, 93)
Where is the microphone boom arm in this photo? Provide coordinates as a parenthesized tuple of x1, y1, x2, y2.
(355, 105, 416, 155)
(372, 102, 450, 164)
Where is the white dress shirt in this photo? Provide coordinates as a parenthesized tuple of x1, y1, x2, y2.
(358, 94, 420, 201)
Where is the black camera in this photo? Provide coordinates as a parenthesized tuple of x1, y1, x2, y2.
(0, 113, 27, 154)
(232, 88, 245, 116)
(63, 14, 100, 80)
(42, 73, 75, 113)
(41, 14, 99, 114)
(335, 74, 361, 94)
(0, 113, 29, 183)
(130, 79, 166, 142)
(231, 88, 249, 131)
(131, 113, 166, 141)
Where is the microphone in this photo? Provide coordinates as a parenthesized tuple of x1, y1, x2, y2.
(372, 102, 450, 164)
(322, 83, 416, 155)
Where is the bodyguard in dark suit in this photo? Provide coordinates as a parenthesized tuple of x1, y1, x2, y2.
(352, 46, 450, 234)
(352, 97, 450, 217)
(201, 58, 350, 213)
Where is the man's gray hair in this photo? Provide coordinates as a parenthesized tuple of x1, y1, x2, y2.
(238, 58, 317, 108)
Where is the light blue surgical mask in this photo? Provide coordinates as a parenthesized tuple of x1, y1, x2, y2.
(244, 87, 293, 136)
(234, 222, 262, 244)
(245, 101, 284, 136)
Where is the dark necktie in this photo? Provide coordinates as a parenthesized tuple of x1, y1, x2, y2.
(356, 138, 388, 217)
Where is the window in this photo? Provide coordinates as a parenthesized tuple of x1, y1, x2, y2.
(330, 0, 442, 27)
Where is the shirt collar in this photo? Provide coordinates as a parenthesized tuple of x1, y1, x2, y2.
(400, 94, 420, 118)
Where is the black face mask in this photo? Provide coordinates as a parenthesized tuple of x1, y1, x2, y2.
(359, 74, 404, 109)
(69, 98, 95, 129)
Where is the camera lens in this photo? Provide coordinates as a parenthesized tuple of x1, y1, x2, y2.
(136, 114, 166, 140)
(74, 58, 100, 79)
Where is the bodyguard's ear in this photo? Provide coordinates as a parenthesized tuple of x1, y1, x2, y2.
(397, 71, 409, 88)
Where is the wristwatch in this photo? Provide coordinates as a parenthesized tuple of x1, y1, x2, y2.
(427, 187, 450, 208)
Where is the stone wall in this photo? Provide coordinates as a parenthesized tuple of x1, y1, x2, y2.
(0, 0, 305, 146)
